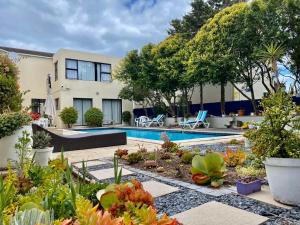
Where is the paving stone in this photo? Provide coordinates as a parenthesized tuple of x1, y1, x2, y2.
(248, 185, 292, 209)
(142, 180, 179, 198)
(173, 201, 268, 225)
(89, 168, 134, 180)
(73, 160, 106, 168)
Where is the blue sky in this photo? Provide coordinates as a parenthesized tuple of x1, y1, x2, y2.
(0, 0, 191, 57)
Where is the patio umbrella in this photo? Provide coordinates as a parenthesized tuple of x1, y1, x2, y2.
(44, 74, 56, 126)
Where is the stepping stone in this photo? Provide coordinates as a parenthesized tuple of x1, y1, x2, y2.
(248, 185, 292, 209)
(142, 180, 179, 198)
(89, 167, 134, 180)
(73, 160, 106, 168)
(173, 201, 268, 225)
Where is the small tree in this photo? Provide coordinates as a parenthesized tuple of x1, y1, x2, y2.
(59, 107, 78, 128)
(244, 91, 300, 159)
(84, 108, 103, 127)
(122, 111, 131, 125)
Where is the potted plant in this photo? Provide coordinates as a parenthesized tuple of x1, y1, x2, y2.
(0, 112, 32, 168)
(122, 111, 131, 125)
(237, 108, 246, 116)
(236, 177, 261, 195)
(244, 91, 300, 205)
(32, 131, 52, 166)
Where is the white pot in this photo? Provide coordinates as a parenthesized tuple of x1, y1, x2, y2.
(264, 158, 300, 206)
(0, 125, 32, 168)
(33, 147, 53, 167)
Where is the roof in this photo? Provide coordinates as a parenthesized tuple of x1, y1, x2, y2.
(0, 46, 54, 57)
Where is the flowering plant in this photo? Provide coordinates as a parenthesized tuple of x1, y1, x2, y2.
(29, 112, 41, 121)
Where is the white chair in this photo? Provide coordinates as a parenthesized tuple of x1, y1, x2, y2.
(135, 116, 149, 127)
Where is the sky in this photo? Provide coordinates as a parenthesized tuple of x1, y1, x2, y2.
(0, 0, 191, 57)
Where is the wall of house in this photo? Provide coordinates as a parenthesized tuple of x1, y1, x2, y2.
(53, 49, 133, 128)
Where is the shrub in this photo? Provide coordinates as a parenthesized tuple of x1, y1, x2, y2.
(181, 152, 194, 164)
(84, 107, 103, 127)
(244, 91, 300, 159)
(114, 149, 128, 158)
(0, 55, 22, 113)
(223, 148, 246, 167)
(0, 112, 31, 139)
(227, 139, 242, 145)
(122, 111, 131, 124)
(32, 131, 52, 149)
(59, 107, 78, 128)
(127, 152, 143, 164)
(79, 183, 108, 205)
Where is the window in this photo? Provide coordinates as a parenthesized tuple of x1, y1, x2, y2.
(78, 61, 95, 81)
(55, 98, 60, 110)
(65, 59, 111, 82)
(97, 63, 112, 82)
(66, 59, 78, 79)
(54, 61, 58, 81)
(31, 99, 45, 114)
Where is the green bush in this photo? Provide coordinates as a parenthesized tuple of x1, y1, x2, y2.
(122, 111, 131, 124)
(181, 152, 194, 164)
(32, 131, 52, 149)
(0, 112, 31, 138)
(244, 91, 300, 159)
(84, 107, 103, 127)
(59, 107, 78, 128)
(0, 55, 22, 113)
(127, 152, 143, 164)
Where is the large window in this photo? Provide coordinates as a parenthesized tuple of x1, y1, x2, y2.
(65, 59, 111, 82)
(31, 99, 45, 114)
(66, 59, 78, 79)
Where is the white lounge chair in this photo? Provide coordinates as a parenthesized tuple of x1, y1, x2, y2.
(180, 111, 209, 129)
(135, 116, 149, 127)
(146, 114, 164, 127)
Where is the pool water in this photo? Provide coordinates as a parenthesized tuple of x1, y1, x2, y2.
(76, 128, 234, 141)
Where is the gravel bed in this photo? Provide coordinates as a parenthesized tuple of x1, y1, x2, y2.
(79, 160, 300, 225)
(86, 163, 114, 171)
(155, 188, 214, 216)
(181, 143, 244, 154)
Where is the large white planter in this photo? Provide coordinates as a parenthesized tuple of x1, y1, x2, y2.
(0, 125, 32, 168)
(33, 147, 53, 167)
(264, 158, 300, 206)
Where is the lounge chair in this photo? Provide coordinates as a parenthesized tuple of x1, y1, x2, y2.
(135, 116, 149, 127)
(146, 114, 165, 127)
(180, 111, 210, 129)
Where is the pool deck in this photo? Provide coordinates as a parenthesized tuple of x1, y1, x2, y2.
(53, 126, 244, 163)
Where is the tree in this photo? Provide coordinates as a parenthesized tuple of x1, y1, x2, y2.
(153, 34, 194, 117)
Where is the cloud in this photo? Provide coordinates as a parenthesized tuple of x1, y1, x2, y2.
(0, 0, 191, 56)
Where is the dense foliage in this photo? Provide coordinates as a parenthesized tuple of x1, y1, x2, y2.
(59, 107, 78, 128)
(244, 91, 300, 158)
(0, 112, 31, 139)
(121, 111, 131, 124)
(0, 55, 22, 113)
(84, 107, 103, 127)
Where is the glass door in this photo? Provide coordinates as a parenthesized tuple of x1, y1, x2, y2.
(73, 98, 92, 125)
(102, 99, 122, 124)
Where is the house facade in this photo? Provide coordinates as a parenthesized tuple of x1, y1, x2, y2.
(0, 46, 133, 128)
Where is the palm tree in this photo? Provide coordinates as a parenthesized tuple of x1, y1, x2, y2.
(258, 42, 286, 90)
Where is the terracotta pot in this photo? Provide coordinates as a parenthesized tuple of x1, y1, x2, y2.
(237, 109, 246, 116)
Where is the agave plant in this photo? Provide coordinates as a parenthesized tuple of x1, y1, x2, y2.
(191, 152, 226, 188)
(10, 208, 54, 225)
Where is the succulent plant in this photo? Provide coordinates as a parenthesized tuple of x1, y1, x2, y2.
(223, 148, 246, 167)
(114, 149, 128, 158)
(10, 208, 54, 225)
(32, 131, 52, 149)
(191, 152, 226, 188)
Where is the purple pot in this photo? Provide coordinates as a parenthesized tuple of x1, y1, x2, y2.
(236, 179, 261, 195)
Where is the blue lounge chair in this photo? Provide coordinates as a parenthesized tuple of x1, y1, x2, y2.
(180, 111, 210, 129)
(146, 114, 165, 127)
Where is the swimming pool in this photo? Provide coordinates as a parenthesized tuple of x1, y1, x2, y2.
(75, 128, 236, 141)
